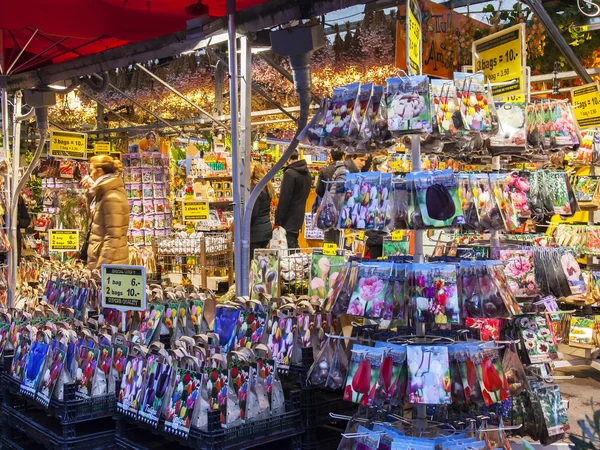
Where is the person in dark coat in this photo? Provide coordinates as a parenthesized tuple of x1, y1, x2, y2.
(274, 150, 312, 249)
(17, 196, 31, 261)
(315, 149, 344, 198)
(250, 162, 274, 258)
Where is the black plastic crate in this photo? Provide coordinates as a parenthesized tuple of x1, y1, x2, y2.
(2, 373, 116, 424)
(300, 425, 342, 450)
(279, 348, 314, 387)
(2, 403, 114, 450)
(300, 387, 358, 430)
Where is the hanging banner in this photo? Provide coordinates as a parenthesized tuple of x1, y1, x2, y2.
(406, 0, 422, 75)
(94, 141, 112, 155)
(48, 230, 79, 252)
(472, 23, 525, 98)
(49, 131, 87, 160)
(571, 83, 600, 129)
(101, 265, 147, 311)
(182, 201, 209, 221)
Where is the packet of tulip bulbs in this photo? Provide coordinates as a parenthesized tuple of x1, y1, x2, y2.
(339, 173, 382, 230)
(370, 86, 394, 150)
(226, 358, 249, 426)
(469, 342, 509, 407)
(310, 250, 346, 304)
(214, 306, 240, 354)
(491, 102, 527, 148)
(487, 261, 522, 316)
(488, 173, 520, 232)
(299, 98, 326, 147)
(498, 249, 536, 298)
(573, 176, 600, 210)
(506, 171, 531, 219)
(471, 174, 502, 231)
(138, 355, 173, 428)
(343, 344, 386, 405)
(357, 85, 382, 150)
(325, 337, 349, 390)
(386, 76, 432, 134)
(447, 345, 466, 404)
(266, 316, 295, 367)
(76, 346, 99, 400)
(461, 261, 484, 319)
(456, 174, 479, 230)
(478, 263, 510, 319)
(138, 304, 164, 346)
(451, 343, 484, 405)
(20, 341, 49, 399)
(346, 262, 393, 318)
(234, 310, 266, 350)
(410, 263, 460, 324)
(390, 263, 408, 325)
(431, 79, 463, 136)
(551, 100, 579, 147)
(323, 83, 360, 138)
(308, 336, 333, 386)
(408, 170, 463, 229)
(454, 72, 492, 132)
(118, 353, 145, 416)
(165, 368, 202, 437)
(373, 342, 407, 405)
(348, 83, 373, 141)
(501, 343, 530, 397)
(534, 384, 570, 438)
(558, 247, 586, 295)
(406, 345, 451, 405)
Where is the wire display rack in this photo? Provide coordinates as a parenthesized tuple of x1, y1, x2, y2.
(157, 231, 233, 291)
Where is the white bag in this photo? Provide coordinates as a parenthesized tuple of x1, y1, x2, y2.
(270, 227, 287, 251)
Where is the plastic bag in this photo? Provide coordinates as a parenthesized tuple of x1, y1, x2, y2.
(386, 76, 432, 135)
(307, 335, 333, 386)
(316, 185, 342, 231)
(501, 343, 530, 397)
(454, 72, 492, 132)
(270, 227, 287, 250)
(325, 338, 348, 390)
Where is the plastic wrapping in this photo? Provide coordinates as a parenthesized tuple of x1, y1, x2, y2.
(325, 338, 348, 390)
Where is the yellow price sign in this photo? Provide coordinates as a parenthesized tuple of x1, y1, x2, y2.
(391, 230, 406, 241)
(182, 201, 209, 221)
(571, 83, 600, 129)
(49, 229, 79, 252)
(358, 231, 365, 241)
(406, 0, 422, 76)
(499, 93, 525, 102)
(101, 265, 147, 311)
(94, 141, 112, 155)
(49, 131, 87, 160)
(323, 243, 338, 256)
(472, 23, 525, 98)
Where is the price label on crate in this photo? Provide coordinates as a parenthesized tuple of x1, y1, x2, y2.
(323, 243, 338, 256)
(182, 200, 209, 221)
(406, 0, 421, 76)
(49, 229, 79, 252)
(472, 23, 525, 98)
(49, 130, 87, 159)
(391, 230, 406, 241)
(101, 265, 147, 311)
(571, 83, 600, 129)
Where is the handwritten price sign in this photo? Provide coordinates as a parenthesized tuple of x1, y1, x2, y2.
(472, 23, 525, 98)
(406, 0, 421, 76)
(49, 230, 79, 252)
(50, 131, 87, 160)
(101, 265, 147, 311)
(571, 83, 600, 129)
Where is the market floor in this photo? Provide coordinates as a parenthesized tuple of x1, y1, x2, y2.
(553, 365, 600, 442)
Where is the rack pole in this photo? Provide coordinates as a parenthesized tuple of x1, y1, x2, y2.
(2, 89, 13, 307)
(490, 156, 501, 249)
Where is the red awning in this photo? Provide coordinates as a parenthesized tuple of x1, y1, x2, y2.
(0, 0, 268, 74)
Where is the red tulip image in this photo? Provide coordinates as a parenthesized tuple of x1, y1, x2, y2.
(379, 356, 393, 392)
(351, 359, 372, 404)
(481, 357, 503, 393)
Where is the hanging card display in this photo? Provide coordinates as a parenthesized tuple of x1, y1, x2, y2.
(386, 76, 432, 134)
(406, 345, 451, 405)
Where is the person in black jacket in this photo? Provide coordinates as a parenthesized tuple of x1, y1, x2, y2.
(315, 149, 344, 199)
(274, 150, 312, 249)
(17, 196, 31, 262)
(250, 162, 274, 258)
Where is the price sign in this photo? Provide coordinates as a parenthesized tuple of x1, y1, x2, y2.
(406, 0, 422, 76)
(101, 265, 147, 311)
(571, 83, 600, 129)
(472, 23, 525, 98)
(323, 243, 338, 256)
(94, 141, 112, 155)
(391, 230, 406, 241)
(49, 229, 79, 252)
(499, 93, 525, 102)
(49, 131, 87, 160)
(182, 201, 209, 221)
(358, 231, 365, 241)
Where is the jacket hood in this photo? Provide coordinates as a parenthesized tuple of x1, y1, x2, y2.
(285, 159, 309, 174)
(95, 176, 125, 197)
(344, 158, 360, 174)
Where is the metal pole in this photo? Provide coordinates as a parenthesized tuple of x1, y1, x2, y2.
(240, 36, 252, 212)
(258, 53, 321, 104)
(227, 0, 243, 297)
(135, 63, 229, 130)
(0, 89, 12, 306)
(524, 0, 593, 84)
(9, 91, 23, 307)
(77, 89, 138, 128)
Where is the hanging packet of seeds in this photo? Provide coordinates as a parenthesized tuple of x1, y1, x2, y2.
(453, 343, 484, 405)
(308, 336, 333, 386)
(347, 261, 393, 319)
(390, 263, 408, 325)
(431, 79, 463, 136)
(457, 174, 479, 230)
(411, 263, 460, 324)
(489, 173, 520, 232)
(488, 261, 522, 316)
(545, 171, 572, 215)
(552, 100, 579, 147)
(392, 178, 409, 229)
(498, 249, 536, 298)
(478, 262, 510, 318)
(343, 345, 386, 405)
(540, 100, 554, 148)
(373, 341, 406, 405)
(348, 83, 373, 141)
(310, 250, 346, 304)
(324, 262, 349, 314)
(234, 311, 266, 350)
(506, 171, 532, 219)
(471, 174, 502, 231)
(454, 72, 492, 132)
(535, 384, 570, 436)
(386, 76, 432, 134)
(323, 83, 360, 138)
(406, 345, 451, 405)
(461, 261, 484, 319)
(338, 173, 380, 230)
(138, 355, 173, 428)
(491, 102, 527, 148)
(412, 170, 463, 228)
(325, 338, 349, 390)
(187, 299, 205, 335)
(525, 102, 541, 149)
(378, 173, 392, 230)
(20, 341, 49, 399)
(469, 342, 509, 406)
(447, 344, 466, 405)
(558, 247, 587, 295)
(574, 176, 600, 210)
(501, 343, 530, 397)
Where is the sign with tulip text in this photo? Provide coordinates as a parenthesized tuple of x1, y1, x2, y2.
(182, 201, 209, 221)
(406, 0, 422, 76)
(49, 230, 79, 252)
(49, 130, 87, 160)
(101, 265, 147, 311)
(93, 141, 112, 155)
(571, 83, 600, 129)
(323, 243, 338, 256)
(472, 23, 525, 98)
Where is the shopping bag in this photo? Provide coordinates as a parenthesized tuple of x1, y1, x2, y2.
(270, 226, 287, 250)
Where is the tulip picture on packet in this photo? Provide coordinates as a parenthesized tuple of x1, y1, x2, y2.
(138, 356, 173, 428)
(20, 341, 49, 398)
(165, 368, 202, 438)
(343, 345, 386, 405)
(36, 346, 65, 408)
(406, 345, 451, 405)
(76, 347, 99, 400)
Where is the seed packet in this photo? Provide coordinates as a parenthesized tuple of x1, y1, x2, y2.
(568, 317, 594, 346)
(502, 343, 530, 397)
(266, 316, 295, 366)
(454, 72, 492, 132)
(407, 345, 451, 405)
(20, 341, 49, 398)
(76, 346, 99, 399)
(11, 335, 31, 382)
(117, 353, 144, 416)
(325, 338, 349, 390)
(408, 170, 463, 229)
(347, 262, 392, 318)
(447, 345, 466, 405)
(471, 174, 502, 230)
(431, 79, 462, 135)
(349, 83, 373, 140)
(165, 368, 202, 437)
(535, 384, 569, 436)
(187, 300, 205, 335)
(457, 174, 479, 230)
(574, 176, 600, 210)
(234, 311, 266, 349)
(308, 337, 333, 386)
(323, 83, 359, 138)
(373, 342, 406, 404)
(358, 85, 383, 147)
(552, 100, 579, 147)
(250, 253, 279, 300)
(515, 315, 558, 363)
(410, 263, 460, 324)
(309, 251, 345, 303)
(469, 343, 509, 406)
(338, 173, 381, 230)
(36, 344, 65, 408)
(214, 307, 240, 353)
(386, 76, 432, 134)
(498, 250, 536, 298)
(371, 86, 394, 149)
(228, 359, 250, 425)
(138, 357, 173, 428)
(559, 248, 586, 295)
(489, 174, 520, 231)
(343, 345, 386, 405)
(544, 171, 571, 215)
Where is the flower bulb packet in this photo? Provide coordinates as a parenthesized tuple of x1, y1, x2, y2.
(266, 316, 295, 367)
(574, 176, 600, 210)
(489, 174, 520, 231)
(447, 345, 466, 404)
(533, 384, 570, 437)
(338, 173, 382, 230)
(11, 335, 31, 382)
(325, 338, 349, 390)
(117, 353, 145, 417)
(343, 344, 387, 405)
(471, 174, 503, 231)
(544, 171, 572, 216)
(454, 72, 492, 132)
(358, 85, 384, 148)
(228, 359, 250, 425)
(309, 251, 345, 303)
(431, 79, 462, 136)
(491, 102, 527, 148)
(138, 304, 164, 347)
(551, 100, 579, 147)
(457, 174, 479, 230)
(373, 341, 407, 405)
(506, 171, 531, 219)
(515, 315, 558, 364)
(323, 83, 359, 138)
(187, 299, 205, 335)
(410, 263, 460, 324)
(138, 356, 173, 428)
(348, 83, 373, 141)
(386, 76, 432, 134)
(499, 249, 536, 298)
(469, 343, 509, 406)
(451, 342, 484, 406)
(20, 341, 49, 399)
(478, 263, 510, 318)
(36, 343, 65, 408)
(408, 170, 463, 229)
(347, 262, 392, 318)
(214, 307, 241, 354)
(487, 261, 522, 316)
(406, 345, 451, 405)
(501, 344, 530, 397)
(558, 247, 586, 295)
(460, 261, 484, 318)
(165, 368, 202, 438)
(234, 311, 266, 350)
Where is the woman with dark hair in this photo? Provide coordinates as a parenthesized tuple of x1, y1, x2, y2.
(250, 162, 275, 257)
(140, 131, 158, 151)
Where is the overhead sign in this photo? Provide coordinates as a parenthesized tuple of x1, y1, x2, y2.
(49, 230, 79, 252)
(94, 141, 112, 155)
(49, 131, 87, 160)
(472, 23, 525, 98)
(182, 201, 209, 221)
(571, 83, 600, 129)
(406, 0, 422, 76)
(101, 265, 147, 311)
